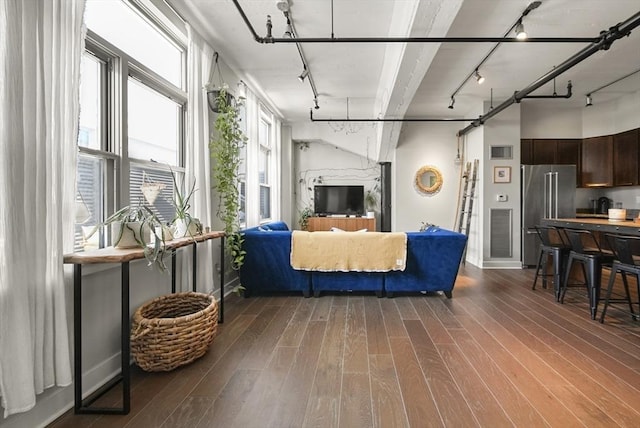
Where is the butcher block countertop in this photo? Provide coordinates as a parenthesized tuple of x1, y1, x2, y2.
(541, 217, 640, 236)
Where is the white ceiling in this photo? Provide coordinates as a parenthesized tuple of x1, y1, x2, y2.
(169, 0, 640, 124)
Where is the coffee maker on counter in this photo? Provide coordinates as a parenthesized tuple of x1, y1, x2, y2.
(597, 196, 610, 214)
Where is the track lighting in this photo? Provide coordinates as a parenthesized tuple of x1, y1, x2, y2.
(298, 68, 309, 82)
(283, 17, 293, 38)
(448, 97, 455, 109)
(313, 98, 320, 110)
(585, 94, 593, 107)
(515, 20, 527, 40)
(474, 69, 485, 84)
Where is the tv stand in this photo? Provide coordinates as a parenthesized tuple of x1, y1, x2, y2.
(307, 216, 375, 232)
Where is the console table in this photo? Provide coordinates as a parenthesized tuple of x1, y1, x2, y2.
(63, 231, 224, 415)
(307, 216, 375, 232)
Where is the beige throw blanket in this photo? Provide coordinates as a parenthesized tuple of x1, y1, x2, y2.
(291, 231, 407, 272)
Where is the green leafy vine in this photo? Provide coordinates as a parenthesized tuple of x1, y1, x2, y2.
(210, 88, 247, 272)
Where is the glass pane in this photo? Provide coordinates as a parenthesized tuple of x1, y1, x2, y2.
(260, 185, 271, 220)
(85, 0, 182, 87)
(259, 118, 270, 148)
(78, 54, 102, 150)
(259, 147, 270, 185)
(128, 78, 180, 165)
(129, 163, 176, 225)
(75, 155, 105, 251)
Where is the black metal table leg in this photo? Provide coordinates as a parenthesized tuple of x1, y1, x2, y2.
(121, 262, 130, 414)
(171, 250, 177, 293)
(219, 236, 225, 323)
(74, 264, 82, 413)
(74, 262, 130, 415)
(192, 242, 197, 292)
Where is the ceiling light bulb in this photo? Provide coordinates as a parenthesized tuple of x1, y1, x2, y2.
(448, 97, 455, 109)
(474, 69, 485, 85)
(515, 21, 527, 40)
(585, 94, 593, 107)
(298, 68, 309, 82)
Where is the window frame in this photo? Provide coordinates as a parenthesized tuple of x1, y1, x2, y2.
(77, 9, 187, 251)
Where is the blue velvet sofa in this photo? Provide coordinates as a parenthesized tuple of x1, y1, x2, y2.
(239, 221, 467, 298)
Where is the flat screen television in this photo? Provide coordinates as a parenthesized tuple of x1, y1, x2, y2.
(314, 185, 364, 216)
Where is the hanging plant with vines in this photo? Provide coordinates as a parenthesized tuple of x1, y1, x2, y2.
(210, 88, 247, 272)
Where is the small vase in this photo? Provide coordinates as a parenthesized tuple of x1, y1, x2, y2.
(112, 221, 150, 248)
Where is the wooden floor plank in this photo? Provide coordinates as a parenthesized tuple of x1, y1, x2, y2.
(230, 346, 297, 428)
(403, 320, 478, 427)
(267, 321, 327, 428)
(393, 297, 419, 320)
(241, 298, 301, 370)
(369, 354, 409, 428)
(447, 327, 548, 427)
(379, 298, 406, 337)
(279, 297, 317, 347)
(339, 372, 373, 428)
(303, 305, 347, 428)
(411, 298, 455, 344)
(192, 369, 261, 428)
(343, 297, 368, 374)
(365, 298, 391, 355)
(389, 336, 443, 427)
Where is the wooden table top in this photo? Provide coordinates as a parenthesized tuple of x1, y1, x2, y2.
(64, 231, 225, 264)
(541, 218, 640, 236)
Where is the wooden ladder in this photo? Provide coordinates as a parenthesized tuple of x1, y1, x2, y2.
(457, 159, 479, 263)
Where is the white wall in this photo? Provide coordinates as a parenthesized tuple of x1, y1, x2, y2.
(292, 140, 380, 229)
(482, 103, 521, 268)
(291, 121, 379, 160)
(394, 122, 464, 232)
(521, 102, 582, 138)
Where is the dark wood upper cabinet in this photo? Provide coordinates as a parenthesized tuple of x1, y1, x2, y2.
(612, 128, 639, 186)
(521, 139, 533, 164)
(581, 135, 613, 187)
(532, 139, 557, 164)
(556, 139, 581, 184)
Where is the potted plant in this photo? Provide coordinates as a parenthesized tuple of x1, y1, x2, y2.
(86, 200, 169, 271)
(298, 206, 314, 230)
(210, 88, 247, 272)
(365, 178, 381, 218)
(169, 170, 202, 238)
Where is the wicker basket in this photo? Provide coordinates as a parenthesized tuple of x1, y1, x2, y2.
(131, 292, 218, 372)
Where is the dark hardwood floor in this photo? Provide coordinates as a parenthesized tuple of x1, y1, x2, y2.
(50, 265, 640, 427)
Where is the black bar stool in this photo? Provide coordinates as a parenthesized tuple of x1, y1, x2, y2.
(599, 234, 640, 323)
(531, 225, 571, 301)
(560, 229, 614, 319)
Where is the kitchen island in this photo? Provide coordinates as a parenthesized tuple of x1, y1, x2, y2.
(541, 217, 640, 237)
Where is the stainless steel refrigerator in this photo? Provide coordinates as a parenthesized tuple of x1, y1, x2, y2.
(521, 164, 576, 267)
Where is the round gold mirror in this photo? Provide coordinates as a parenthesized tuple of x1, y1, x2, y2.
(415, 165, 443, 194)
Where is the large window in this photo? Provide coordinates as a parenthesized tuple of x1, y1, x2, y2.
(258, 110, 272, 221)
(76, 0, 186, 251)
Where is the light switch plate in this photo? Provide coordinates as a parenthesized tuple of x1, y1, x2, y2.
(496, 194, 508, 202)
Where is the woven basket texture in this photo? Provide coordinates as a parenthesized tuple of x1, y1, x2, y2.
(131, 292, 218, 372)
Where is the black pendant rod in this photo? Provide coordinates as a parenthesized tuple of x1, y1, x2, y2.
(309, 110, 475, 122)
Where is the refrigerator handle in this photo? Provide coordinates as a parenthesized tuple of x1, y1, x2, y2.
(544, 172, 552, 219)
(553, 171, 558, 218)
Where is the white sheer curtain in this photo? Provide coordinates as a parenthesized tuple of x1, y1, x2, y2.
(179, 25, 215, 293)
(244, 88, 260, 226)
(0, 0, 84, 418)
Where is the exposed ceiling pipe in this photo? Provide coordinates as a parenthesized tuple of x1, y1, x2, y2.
(230, 0, 597, 44)
(457, 11, 640, 136)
